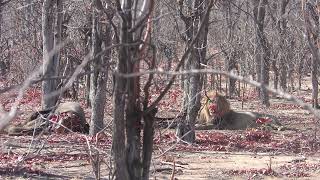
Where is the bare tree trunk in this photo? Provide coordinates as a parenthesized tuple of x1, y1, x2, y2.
(113, 0, 152, 179)
(112, 11, 129, 178)
(279, 59, 287, 91)
(0, 1, 3, 76)
(141, 106, 157, 180)
(42, 0, 61, 109)
(0, 1, 2, 37)
(224, 2, 237, 98)
(228, 54, 237, 98)
(177, 0, 211, 143)
(54, 0, 62, 71)
(254, 45, 261, 85)
(112, 61, 129, 180)
(278, 0, 289, 92)
(89, 0, 110, 135)
(311, 55, 318, 108)
(252, 0, 270, 107)
(304, 1, 320, 108)
(123, 3, 142, 178)
(288, 48, 295, 92)
(298, 54, 305, 90)
(272, 60, 279, 90)
(82, 12, 92, 108)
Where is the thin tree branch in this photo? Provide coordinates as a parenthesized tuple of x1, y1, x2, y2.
(143, 0, 214, 115)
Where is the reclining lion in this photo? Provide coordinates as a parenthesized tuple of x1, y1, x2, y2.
(197, 91, 283, 130)
(5, 102, 89, 136)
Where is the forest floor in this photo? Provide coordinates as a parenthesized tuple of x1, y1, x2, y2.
(1, 77, 320, 179)
(150, 92, 320, 180)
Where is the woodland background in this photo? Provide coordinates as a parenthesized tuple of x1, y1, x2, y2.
(1, 0, 320, 179)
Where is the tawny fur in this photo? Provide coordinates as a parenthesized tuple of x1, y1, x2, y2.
(54, 102, 86, 124)
(5, 102, 88, 135)
(198, 91, 217, 124)
(197, 92, 281, 130)
(214, 110, 259, 130)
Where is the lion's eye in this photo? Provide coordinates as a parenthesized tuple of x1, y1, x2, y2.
(208, 99, 214, 103)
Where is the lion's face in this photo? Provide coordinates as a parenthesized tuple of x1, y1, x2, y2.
(198, 91, 231, 124)
(214, 93, 231, 117)
(204, 92, 231, 117)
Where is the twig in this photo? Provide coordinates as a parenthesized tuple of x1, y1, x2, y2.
(170, 158, 175, 180)
(85, 136, 101, 180)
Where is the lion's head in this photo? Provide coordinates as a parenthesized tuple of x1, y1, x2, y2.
(214, 93, 231, 117)
(198, 91, 231, 124)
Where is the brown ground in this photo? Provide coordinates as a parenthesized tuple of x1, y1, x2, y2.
(1, 78, 320, 179)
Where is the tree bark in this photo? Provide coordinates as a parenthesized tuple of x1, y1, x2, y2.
(272, 60, 279, 90)
(41, 0, 60, 109)
(113, 10, 130, 177)
(89, 0, 109, 135)
(278, 0, 289, 92)
(178, 0, 211, 143)
(225, 1, 237, 98)
(252, 0, 270, 107)
(303, 2, 319, 108)
(82, 12, 92, 108)
(113, 0, 138, 179)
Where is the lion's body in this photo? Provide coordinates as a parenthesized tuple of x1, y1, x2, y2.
(6, 118, 47, 135)
(54, 102, 86, 125)
(197, 91, 282, 130)
(214, 110, 259, 130)
(5, 102, 88, 135)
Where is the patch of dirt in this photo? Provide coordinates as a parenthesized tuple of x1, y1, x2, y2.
(151, 151, 320, 179)
(1, 77, 320, 179)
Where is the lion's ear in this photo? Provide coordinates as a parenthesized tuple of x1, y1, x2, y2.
(215, 92, 225, 97)
(206, 90, 216, 97)
(205, 90, 216, 101)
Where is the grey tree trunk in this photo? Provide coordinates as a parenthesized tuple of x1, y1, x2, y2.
(54, 0, 63, 79)
(0, 1, 3, 75)
(272, 60, 279, 90)
(278, 0, 289, 92)
(41, 0, 61, 109)
(112, 33, 129, 180)
(303, 2, 319, 108)
(82, 12, 92, 108)
(279, 59, 287, 91)
(113, 0, 160, 179)
(298, 55, 305, 90)
(252, 0, 270, 107)
(177, 0, 211, 143)
(224, 2, 237, 98)
(89, 0, 110, 135)
(113, 0, 143, 178)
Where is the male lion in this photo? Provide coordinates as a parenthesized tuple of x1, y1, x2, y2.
(197, 91, 282, 130)
(198, 91, 217, 125)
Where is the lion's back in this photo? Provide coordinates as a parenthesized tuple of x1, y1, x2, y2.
(55, 102, 86, 122)
(222, 111, 258, 130)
